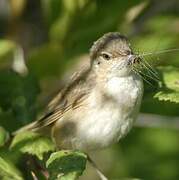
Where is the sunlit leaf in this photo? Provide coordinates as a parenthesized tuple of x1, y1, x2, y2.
(0, 40, 15, 69)
(11, 131, 55, 160)
(0, 40, 15, 58)
(154, 66, 179, 103)
(0, 157, 23, 180)
(46, 150, 87, 180)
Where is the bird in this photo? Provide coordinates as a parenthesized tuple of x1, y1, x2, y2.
(14, 32, 144, 180)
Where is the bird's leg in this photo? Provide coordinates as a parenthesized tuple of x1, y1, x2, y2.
(87, 155, 108, 180)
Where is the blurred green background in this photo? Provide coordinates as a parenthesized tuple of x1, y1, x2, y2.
(0, 0, 179, 179)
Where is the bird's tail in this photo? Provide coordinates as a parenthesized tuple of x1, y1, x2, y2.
(12, 121, 39, 136)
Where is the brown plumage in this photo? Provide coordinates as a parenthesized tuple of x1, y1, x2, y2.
(13, 32, 130, 135)
(13, 32, 144, 180)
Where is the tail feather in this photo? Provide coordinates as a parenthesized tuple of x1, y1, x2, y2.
(12, 110, 55, 136)
(12, 121, 40, 136)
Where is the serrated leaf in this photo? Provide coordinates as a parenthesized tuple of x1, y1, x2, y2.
(46, 150, 87, 180)
(154, 91, 179, 103)
(0, 157, 23, 180)
(154, 66, 179, 103)
(11, 131, 55, 160)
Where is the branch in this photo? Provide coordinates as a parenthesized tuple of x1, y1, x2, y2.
(135, 113, 179, 129)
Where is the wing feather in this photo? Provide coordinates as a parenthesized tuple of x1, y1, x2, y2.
(13, 66, 91, 135)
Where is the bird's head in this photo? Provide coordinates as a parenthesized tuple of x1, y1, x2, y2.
(90, 32, 140, 78)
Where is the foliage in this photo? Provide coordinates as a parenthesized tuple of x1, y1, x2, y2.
(46, 150, 87, 180)
(11, 131, 55, 160)
(0, 0, 179, 179)
(0, 127, 9, 147)
(0, 157, 23, 180)
(154, 66, 179, 103)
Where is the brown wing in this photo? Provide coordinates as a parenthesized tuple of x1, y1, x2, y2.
(30, 92, 88, 131)
(46, 71, 84, 112)
(13, 90, 88, 135)
(13, 67, 91, 135)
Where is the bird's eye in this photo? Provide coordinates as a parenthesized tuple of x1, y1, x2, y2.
(101, 52, 111, 60)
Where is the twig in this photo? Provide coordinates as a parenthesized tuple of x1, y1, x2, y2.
(135, 113, 179, 129)
(26, 155, 49, 180)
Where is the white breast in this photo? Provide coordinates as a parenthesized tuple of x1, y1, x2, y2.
(73, 74, 143, 151)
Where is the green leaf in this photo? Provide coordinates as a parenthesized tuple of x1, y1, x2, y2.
(46, 150, 87, 180)
(10, 131, 55, 160)
(0, 40, 15, 70)
(0, 156, 23, 180)
(155, 91, 179, 103)
(28, 44, 66, 78)
(0, 127, 9, 146)
(0, 71, 40, 132)
(41, 0, 63, 25)
(154, 66, 179, 103)
(0, 40, 15, 58)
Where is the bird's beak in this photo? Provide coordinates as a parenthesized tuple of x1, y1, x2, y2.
(128, 54, 141, 65)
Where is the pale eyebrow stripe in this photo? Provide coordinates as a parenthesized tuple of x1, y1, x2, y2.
(100, 51, 112, 57)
